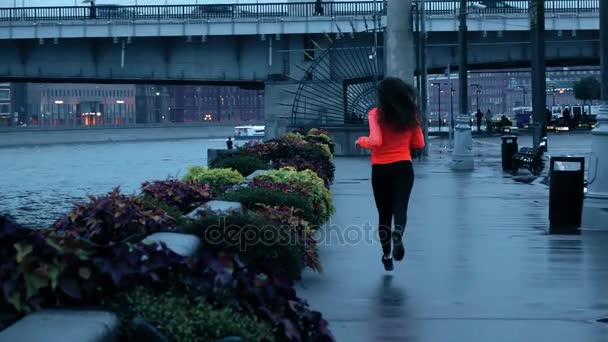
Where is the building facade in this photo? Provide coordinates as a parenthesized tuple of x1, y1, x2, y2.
(0, 83, 26, 127)
(0, 82, 264, 127)
(426, 66, 600, 121)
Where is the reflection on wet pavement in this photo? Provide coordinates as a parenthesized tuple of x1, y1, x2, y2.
(298, 134, 608, 341)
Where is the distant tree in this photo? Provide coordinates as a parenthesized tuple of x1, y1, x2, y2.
(573, 77, 600, 109)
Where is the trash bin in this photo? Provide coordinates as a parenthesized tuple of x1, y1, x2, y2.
(501, 135, 518, 171)
(548, 156, 585, 234)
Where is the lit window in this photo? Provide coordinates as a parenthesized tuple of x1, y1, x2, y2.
(0, 89, 9, 100)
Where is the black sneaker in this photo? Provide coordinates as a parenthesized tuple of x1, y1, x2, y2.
(392, 232, 405, 261)
(382, 255, 394, 271)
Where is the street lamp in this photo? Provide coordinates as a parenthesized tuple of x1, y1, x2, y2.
(432, 83, 442, 131)
(116, 100, 124, 126)
(471, 84, 481, 111)
(449, 83, 455, 130)
(451, 0, 476, 171)
(517, 86, 527, 107)
(549, 86, 556, 107)
(54, 100, 63, 126)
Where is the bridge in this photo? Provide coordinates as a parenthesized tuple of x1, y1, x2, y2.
(0, 1, 601, 141)
(0, 1, 600, 75)
(413, 0, 599, 71)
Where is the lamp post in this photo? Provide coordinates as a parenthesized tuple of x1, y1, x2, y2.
(418, 0, 429, 155)
(54, 100, 63, 126)
(582, 0, 608, 230)
(530, 0, 546, 147)
(471, 84, 481, 111)
(451, 0, 475, 171)
(449, 84, 455, 131)
(116, 100, 124, 126)
(432, 82, 442, 131)
(517, 85, 527, 107)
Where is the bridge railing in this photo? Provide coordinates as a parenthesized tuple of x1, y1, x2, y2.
(414, 0, 599, 16)
(0, 2, 386, 22)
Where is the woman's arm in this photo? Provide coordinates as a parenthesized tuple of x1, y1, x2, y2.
(410, 125, 425, 149)
(356, 109, 383, 149)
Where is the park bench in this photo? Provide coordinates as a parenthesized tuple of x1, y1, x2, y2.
(512, 138, 547, 176)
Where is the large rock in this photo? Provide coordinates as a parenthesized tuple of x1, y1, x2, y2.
(245, 169, 270, 181)
(185, 200, 243, 220)
(0, 310, 118, 342)
(142, 232, 201, 257)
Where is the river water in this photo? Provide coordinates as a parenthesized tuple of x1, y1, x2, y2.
(0, 138, 227, 228)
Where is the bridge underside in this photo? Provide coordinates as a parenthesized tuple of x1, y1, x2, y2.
(0, 29, 598, 82)
(420, 30, 599, 73)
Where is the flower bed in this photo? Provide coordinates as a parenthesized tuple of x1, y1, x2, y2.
(1, 128, 336, 341)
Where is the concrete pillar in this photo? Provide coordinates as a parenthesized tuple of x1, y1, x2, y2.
(385, 0, 414, 83)
(582, 0, 608, 231)
(263, 81, 298, 139)
(530, 0, 546, 149)
(451, 0, 474, 171)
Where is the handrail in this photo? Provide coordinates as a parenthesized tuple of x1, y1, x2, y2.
(0, 2, 385, 22)
(413, 0, 599, 16)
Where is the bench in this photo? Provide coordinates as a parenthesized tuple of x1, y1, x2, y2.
(512, 138, 547, 176)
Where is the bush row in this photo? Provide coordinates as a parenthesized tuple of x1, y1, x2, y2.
(0, 128, 336, 342)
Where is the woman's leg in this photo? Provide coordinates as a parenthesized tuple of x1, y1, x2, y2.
(371, 164, 393, 257)
(391, 161, 414, 260)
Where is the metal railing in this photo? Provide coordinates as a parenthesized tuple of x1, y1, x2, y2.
(0, 2, 385, 22)
(414, 0, 599, 16)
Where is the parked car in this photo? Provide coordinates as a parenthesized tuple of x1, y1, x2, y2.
(190, 5, 235, 18)
(95, 4, 139, 19)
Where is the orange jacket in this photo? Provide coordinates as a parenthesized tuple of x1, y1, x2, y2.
(356, 108, 425, 165)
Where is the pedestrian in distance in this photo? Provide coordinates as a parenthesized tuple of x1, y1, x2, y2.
(485, 109, 493, 134)
(226, 137, 233, 150)
(475, 109, 484, 132)
(355, 77, 425, 272)
(563, 107, 571, 129)
(83, 0, 97, 19)
(314, 0, 324, 15)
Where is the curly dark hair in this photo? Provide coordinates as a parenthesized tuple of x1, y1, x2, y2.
(377, 77, 421, 130)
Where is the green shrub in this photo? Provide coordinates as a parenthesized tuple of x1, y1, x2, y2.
(183, 167, 245, 194)
(52, 188, 175, 246)
(210, 154, 267, 177)
(243, 139, 335, 186)
(252, 204, 321, 273)
(254, 167, 334, 225)
(140, 180, 212, 213)
(110, 286, 276, 342)
(184, 212, 306, 279)
(219, 186, 316, 225)
(142, 197, 189, 228)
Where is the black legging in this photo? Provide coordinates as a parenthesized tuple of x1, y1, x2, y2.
(371, 160, 414, 256)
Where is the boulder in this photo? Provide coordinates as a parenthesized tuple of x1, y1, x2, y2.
(245, 169, 270, 181)
(0, 309, 119, 342)
(185, 200, 243, 220)
(142, 232, 201, 257)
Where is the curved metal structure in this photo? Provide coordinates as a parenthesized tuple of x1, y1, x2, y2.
(291, 42, 385, 126)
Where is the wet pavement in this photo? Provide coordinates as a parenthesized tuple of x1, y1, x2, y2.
(298, 132, 608, 341)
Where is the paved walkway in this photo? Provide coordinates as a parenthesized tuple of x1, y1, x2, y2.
(298, 133, 608, 341)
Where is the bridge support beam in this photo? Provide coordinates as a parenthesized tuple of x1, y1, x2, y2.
(582, 0, 608, 231)
(530, 0, 546, 149)
(451, 0, 474, 171)
(264, 82, 298, 140)
(385, 0, 414, 82)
